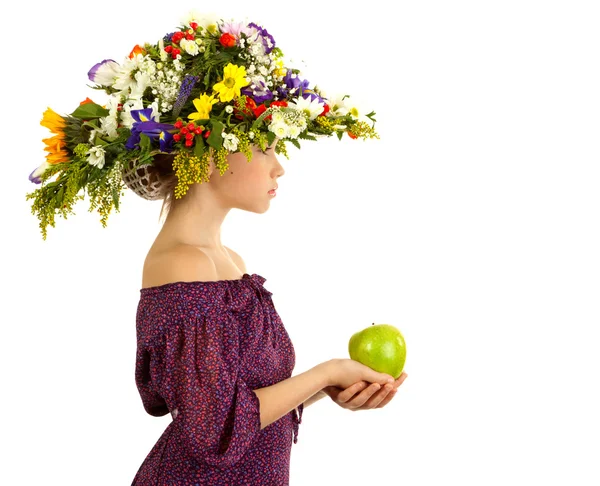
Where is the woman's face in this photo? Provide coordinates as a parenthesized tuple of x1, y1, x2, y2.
(206, 138, 285, 213)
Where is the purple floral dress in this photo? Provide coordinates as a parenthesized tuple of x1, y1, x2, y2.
(132, 273, 304, 485)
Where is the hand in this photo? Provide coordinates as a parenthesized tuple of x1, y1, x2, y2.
(325, 358, 397, 390)
(323, 372, 408, 411)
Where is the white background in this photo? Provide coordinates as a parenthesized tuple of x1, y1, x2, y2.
(2, 0, 599, 484)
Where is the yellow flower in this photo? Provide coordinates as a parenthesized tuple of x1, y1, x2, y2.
(40, 107, 66, 134)
(188, 93, 219, 121)
(213, 63, 250, 103)
(40, 108, 70, 164)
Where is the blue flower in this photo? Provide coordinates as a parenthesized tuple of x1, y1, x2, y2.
(126, 109, 175, 152)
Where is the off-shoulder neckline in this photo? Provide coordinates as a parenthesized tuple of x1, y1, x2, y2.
(139, 273, 262, 294)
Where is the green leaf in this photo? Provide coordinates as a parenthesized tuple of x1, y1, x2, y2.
(70, 103, 110, 119)
(207, 120, 224, 149)
(140, 133, 151, 151)
(290, 139, 301, 150)
(82, 120, 101, 130)
(56, 187, 64, 206)
(194, 135, 206, 158)
(299, 132, 317, 141)
(266, 131, 276, 146)
(112, 185, 120, 211)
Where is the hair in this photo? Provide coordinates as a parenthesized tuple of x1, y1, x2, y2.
(147, 153, 180, 224)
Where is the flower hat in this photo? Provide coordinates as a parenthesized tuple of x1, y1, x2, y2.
(27, 10, 379, 240)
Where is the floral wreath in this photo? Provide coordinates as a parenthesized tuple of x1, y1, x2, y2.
(26, 11, 379, 240)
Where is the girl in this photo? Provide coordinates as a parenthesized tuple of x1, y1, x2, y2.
(133, 140, 408, 484)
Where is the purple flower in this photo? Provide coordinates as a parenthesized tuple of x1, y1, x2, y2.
(88, 59, 120, 86)
(172, 74, 200, 118)
(283, 71, 312, 97)
(248, 22, 276, 54)
(126, 108, 175, 152)
(241, 79, 274, 104)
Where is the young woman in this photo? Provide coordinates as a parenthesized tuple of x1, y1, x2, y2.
(133, 139, 408, 484)
(27, 10, 407, 485)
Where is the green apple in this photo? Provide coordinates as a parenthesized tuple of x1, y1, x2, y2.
(348, 323, 406, 379)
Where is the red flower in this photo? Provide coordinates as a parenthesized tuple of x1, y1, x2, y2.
(320, 103, 330, 116)
(219, 33, 236, 48)
(171, 31, 185, 44)
(253, 103, 267, 119)
(233, 96, 257, 120)
(190, 22, 198, 30)
(347, 131, 358, 139)
(253, 100, 288, 121)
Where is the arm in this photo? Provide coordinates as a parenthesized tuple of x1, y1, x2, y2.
(253, 362, 331, 430)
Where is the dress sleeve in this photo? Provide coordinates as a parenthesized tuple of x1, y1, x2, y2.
(165, 295, 262, 468)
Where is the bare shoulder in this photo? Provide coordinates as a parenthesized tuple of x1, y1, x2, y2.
(224, 246, 247, 274)
(142, 244, 218, 288)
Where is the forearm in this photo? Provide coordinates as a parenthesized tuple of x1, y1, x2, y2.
(253, 362, 330, 430)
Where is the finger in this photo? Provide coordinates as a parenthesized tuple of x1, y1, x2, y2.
(363, 384, 394, 409)
(337, 382, 368, 403)
(348, 383, 382, 409)
(375, 386, 398, 409)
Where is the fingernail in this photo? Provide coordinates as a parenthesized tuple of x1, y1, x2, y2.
(387, 378, 394, 383)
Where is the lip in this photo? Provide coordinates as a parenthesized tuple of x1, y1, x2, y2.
(268, 189, 277, 196)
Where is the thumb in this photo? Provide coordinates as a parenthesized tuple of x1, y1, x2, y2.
(373, 371, 395, 385)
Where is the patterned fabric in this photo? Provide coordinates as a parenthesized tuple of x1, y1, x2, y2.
(132, 273, 304, 485)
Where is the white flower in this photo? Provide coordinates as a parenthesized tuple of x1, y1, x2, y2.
(89, 60, 120, 87)
(113, 53, 145, 94)
(327, 94, 368, 121)
(182, 10, 219, 33)
(86, 146, 106, 169)
(99, 116, 118, 139)
(225, 105, 234, 114)
(222, 133, 240, 152)
(129, 70, 152, 99)
(269, 122, 289, 138)
(288, 95, 324, 120)
(97, 96, 120, 139)
(271, 111, 285, 124)
(288, 125, 302, 138)
(180, 38, 199, 56)
(119, 99, 145, 129)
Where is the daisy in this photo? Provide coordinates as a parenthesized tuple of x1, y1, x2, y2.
(288, 95, 324, 120)
(213, 63, 250, 102)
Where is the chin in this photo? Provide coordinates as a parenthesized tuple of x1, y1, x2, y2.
(237, 201, 270, 214)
